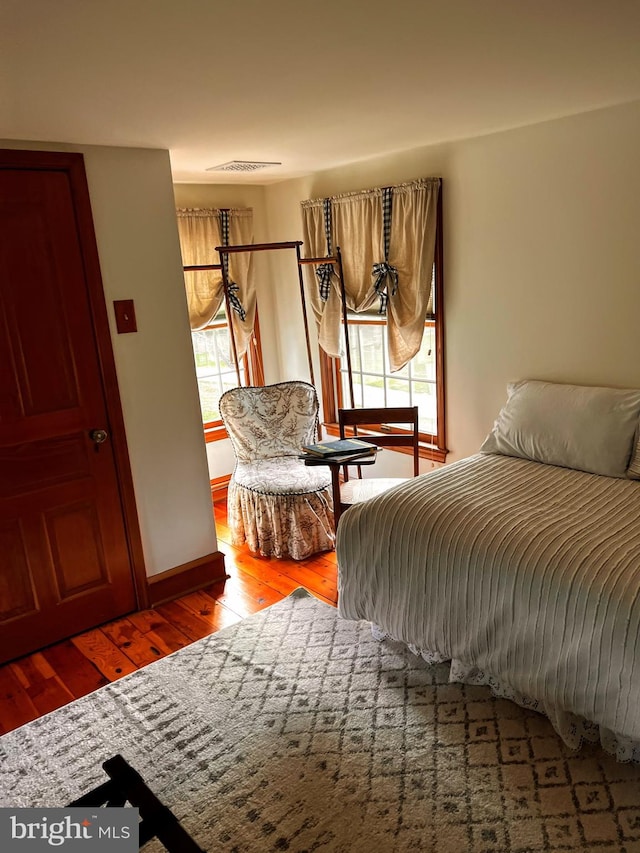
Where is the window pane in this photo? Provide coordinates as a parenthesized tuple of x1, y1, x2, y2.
(413, 381, 438, 435)
(214, 327, 234, 371)
(361, 374, 387, 408)
(411, 325, 436, 381)
(385, 377, 411, 407)
(192, 326, 245, 424)
(346, 324, 361, 372)
(350, 373, 364, 408)
(197, 376, 222, 423)
(192, 328, 218, 369)
(223, 370, 244, 391)
(359, 325, 385, 374)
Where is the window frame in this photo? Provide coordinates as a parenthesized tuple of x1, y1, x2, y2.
(197, 310, 265, 443)
(319, 191, 446, 462)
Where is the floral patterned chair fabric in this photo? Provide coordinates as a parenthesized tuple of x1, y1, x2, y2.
(219, 381, 335, 559)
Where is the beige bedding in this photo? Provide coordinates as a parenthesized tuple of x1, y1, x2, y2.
(337, 453, 640, 760)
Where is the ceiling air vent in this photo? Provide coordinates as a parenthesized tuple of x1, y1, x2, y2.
(206, 160, 282, 173)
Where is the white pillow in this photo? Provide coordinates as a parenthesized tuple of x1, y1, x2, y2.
(480, 379, 640, 478)
(628, 432, 640, 479)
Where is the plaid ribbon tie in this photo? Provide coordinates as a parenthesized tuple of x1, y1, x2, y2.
(315, 198, 335, 302)
(372, 261, 398, 314)
(315, 262, 334, 302)
(218, 209, 246, 321)
(226, 280, 246, 321)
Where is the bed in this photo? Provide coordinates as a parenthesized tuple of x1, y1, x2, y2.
(336, 379, 640, 762)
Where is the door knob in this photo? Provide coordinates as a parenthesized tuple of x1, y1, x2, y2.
(89, 429, 109, 445)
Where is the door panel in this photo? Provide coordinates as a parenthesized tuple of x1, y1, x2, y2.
(0, 518, 38, 622)
(2, 199, 79, 420)
(45, 501, 109, 596)
(0, 153, 139, 663)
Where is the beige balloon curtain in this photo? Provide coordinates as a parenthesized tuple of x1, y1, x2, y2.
(301, 178, 440, 372)
(176, 207, 255, 359)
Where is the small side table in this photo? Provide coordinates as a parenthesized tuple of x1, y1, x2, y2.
(303, 449, 379, 528)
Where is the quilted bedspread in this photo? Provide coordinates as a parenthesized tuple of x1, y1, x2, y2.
(337, 453, 640, 760)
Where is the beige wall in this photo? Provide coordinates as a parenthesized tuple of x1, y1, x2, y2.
(262, 99, 640, 463)
(2, 141, 217, 577)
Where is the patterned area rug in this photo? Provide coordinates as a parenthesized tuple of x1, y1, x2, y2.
(2, 589, 640, 852)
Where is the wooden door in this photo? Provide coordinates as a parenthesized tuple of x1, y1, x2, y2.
(0, 150, 142, 663)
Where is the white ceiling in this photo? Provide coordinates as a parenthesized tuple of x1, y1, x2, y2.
(2, 0, 640, 184)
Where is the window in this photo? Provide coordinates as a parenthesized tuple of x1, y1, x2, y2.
(192, 307, 264, 441)
(321, 240, 446, 462)
(341, 315, 438, 437)
(302, 177, 445, 461)
(177, 206, 259, 441)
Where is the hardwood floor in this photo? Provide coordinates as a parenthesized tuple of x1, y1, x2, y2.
(0, 498, 337, 735)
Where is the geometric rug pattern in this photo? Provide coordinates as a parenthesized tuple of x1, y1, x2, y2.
(1, 589, 640, 852)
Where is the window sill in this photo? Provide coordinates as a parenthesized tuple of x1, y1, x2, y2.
(322, 423, 448, 464)
(204, 425, 229, 443)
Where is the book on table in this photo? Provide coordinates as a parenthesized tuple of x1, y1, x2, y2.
(302, 446, 379, 465)
(301, 438, 377, 458)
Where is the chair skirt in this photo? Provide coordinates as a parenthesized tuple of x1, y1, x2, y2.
(228, 457, 335, 560)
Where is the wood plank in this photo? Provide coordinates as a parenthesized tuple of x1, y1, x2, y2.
(9, 652, 54, 688)
(219, 539, 328, 588)
(310, 551, 339, 576)
(215, 539, 244, 570)
(233, 557, 304, 598)
(71, 629, 139, 681)
(0, 666, 39, 733)
(9, 653, 75, 716)
(41, 640, 109, 699)
(204, 570, 284, 616)
(281, 564, 338, 603)
(217, 528, 337, 580)
(100, 617, 172, 667)
(155, 600, 220, 643)
(213, 517, 234, 544)
(126, 608, 171, 634)
(211, 524, 338, 605)
(225, 546, 337, 602)
(222, 545, 333, 603)
(229, 558, 336, 608)
(178, 590, 244, 628)
(213, 546, 266, 579)
(126, 609, 193, 654)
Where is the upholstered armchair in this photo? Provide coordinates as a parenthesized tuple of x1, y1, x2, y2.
(219, 381, 335, 559)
